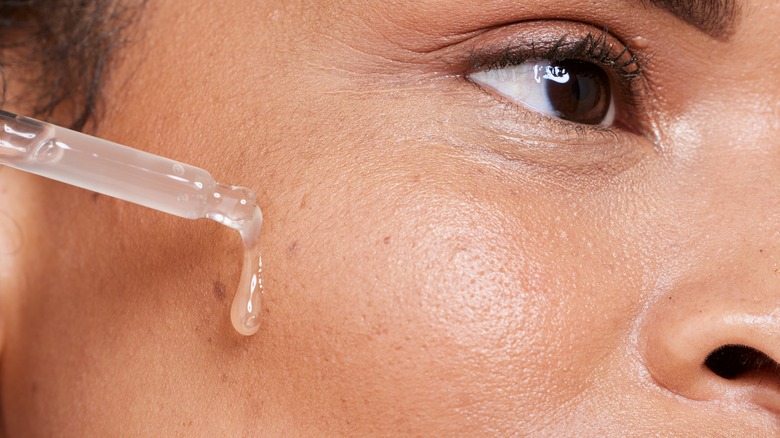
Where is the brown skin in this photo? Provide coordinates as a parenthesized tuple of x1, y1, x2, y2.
(2, 0, 780, 435)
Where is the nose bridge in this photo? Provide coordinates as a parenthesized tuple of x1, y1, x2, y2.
(682, 17, 780, 159)
(724, 38, 780, 154)
(663, 81, 780, 245)
(733, 5, 780, 133)
(714, 88, 780, 245)
(732, 93, 780, 151)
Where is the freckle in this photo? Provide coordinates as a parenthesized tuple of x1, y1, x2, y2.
(30, 381, 38, 394)
(383, 236, 391, 245)
(92, 192, 101, 202)
(299, 194, 308, 209)
(212, 280, 226, 301)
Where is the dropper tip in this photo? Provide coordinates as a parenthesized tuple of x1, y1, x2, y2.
(240, 206, 263, 247)
(206, 183, 262, 236)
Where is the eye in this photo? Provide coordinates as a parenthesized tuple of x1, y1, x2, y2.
(469, 60, 615, 126)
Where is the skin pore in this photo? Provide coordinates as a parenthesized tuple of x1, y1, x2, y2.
(2, 0, 780, 435)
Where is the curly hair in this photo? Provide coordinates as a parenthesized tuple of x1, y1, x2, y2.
(0, 0, 141, 131)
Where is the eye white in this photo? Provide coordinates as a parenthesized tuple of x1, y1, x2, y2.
(469, 61, 615, 126)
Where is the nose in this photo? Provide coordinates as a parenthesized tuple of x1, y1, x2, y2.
(640, 265, 780, 413)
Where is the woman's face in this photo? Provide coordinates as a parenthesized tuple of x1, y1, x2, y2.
(3, 0, 780, 434)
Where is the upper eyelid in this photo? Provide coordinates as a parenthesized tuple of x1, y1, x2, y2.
(466, 29, 650, 82)
(463, 24, 655, 109)
(460, 24, 657, 135)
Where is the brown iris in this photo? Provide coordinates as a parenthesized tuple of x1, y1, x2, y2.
(542, 60, 612, 125)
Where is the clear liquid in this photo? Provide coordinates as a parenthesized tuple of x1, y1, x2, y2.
(230, 206, 264, 336)
(204, 186, 265, 336)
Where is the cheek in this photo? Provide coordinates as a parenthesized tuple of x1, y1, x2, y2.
(260, 140, 642, 431)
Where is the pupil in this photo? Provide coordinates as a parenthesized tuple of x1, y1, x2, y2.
(542, 60, 611, 125)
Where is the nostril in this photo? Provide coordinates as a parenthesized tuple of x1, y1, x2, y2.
(640, 279, 780, 413)
(704, 344, 780, 380)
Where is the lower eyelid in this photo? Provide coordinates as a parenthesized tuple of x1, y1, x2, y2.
(444, 103, 654, 185)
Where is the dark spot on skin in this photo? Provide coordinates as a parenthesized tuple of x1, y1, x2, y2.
(383, 236, 391, 245)
(212, 281, 226, 301)
(30, 381, 38, 394)
(288, 240, 299, 255)
(92, 192, 101, 202)
(299, 194, 308, 209)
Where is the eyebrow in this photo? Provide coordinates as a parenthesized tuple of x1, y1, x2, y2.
(638, 0, 740, 39)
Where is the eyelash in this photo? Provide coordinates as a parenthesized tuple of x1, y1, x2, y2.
(467, 29, 651, 133)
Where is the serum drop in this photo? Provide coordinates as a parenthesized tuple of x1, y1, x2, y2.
(206, 184, 265, 336)
(233, 206, 265, 336)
